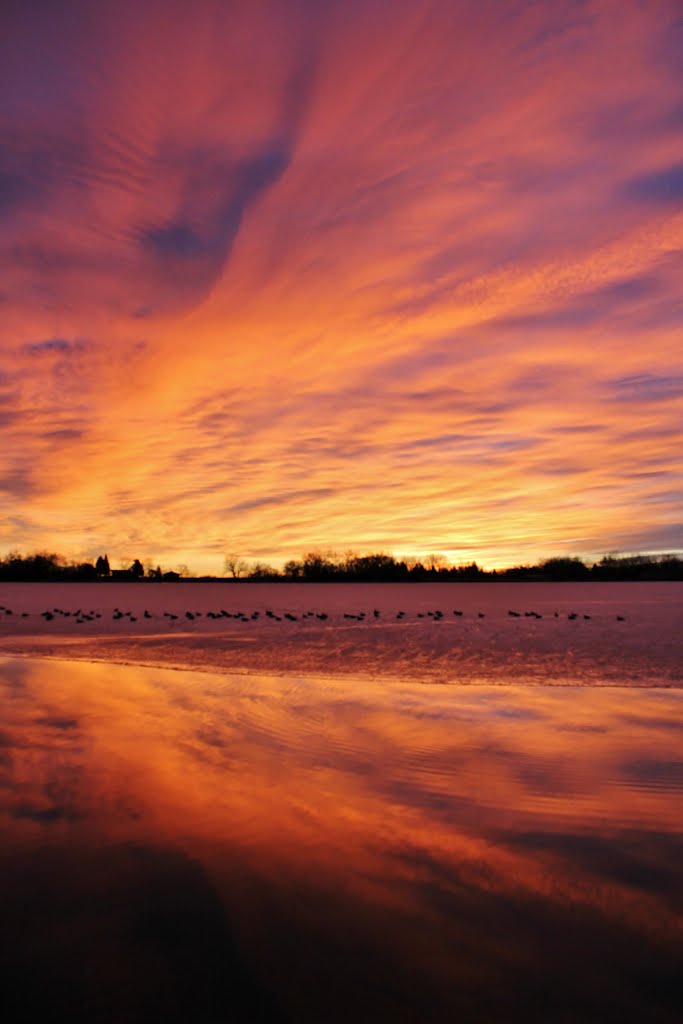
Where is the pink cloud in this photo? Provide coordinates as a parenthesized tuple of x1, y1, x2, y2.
(1, 1, 682, 569)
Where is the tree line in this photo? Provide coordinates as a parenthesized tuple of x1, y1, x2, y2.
(1, 549, 681, 583)
(0, 552, 177, 582)
(224, 551, 683, 582)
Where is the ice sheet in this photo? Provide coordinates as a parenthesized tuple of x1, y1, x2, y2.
(0, 581, 681, 687)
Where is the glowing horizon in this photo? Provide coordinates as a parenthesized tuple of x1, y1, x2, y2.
(2, 1, 682, 575)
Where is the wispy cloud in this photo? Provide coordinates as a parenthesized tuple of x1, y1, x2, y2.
(0, 0, 681, 568)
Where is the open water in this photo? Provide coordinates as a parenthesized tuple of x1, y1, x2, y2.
(0, 632, 681, 1021)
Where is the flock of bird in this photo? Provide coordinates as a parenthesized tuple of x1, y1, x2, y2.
(0, 603, 627, 624)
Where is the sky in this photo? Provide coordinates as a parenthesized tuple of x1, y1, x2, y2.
(1, 0, 682, 574)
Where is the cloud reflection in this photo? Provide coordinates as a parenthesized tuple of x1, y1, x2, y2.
(0, 656, 681, 1020)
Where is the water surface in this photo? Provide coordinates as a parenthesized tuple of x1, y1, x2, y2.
(0, 655, 681, 1022)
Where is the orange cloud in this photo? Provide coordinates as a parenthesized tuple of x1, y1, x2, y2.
(1, 1, 682, 570)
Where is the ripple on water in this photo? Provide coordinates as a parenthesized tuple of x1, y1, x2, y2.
(0, 656, 681, 1023)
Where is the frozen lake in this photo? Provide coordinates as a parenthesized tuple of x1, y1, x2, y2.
(0, 580, 681, 686)
(0, 655, 681, 1022)
(0, 583, 681, 1019)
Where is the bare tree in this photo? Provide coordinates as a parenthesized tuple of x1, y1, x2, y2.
(224, 553, 248, 578)
(425, 553, 447, 572)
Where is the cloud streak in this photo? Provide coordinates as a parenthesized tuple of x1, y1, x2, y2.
(0, 0, 682, 569)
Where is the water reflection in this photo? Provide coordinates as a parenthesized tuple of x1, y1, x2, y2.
(0, 656, 681, 1022)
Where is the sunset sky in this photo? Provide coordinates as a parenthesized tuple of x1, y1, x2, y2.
(1, 0, 682, 573)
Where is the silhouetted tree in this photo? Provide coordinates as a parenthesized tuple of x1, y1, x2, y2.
(95, 554, 110, 576)
(592, 553, 683, 580)
(301, 551, 339, 581)
(248, 562, 277, 579)
(425, 553, 447, 572)
(130, 558, 144, 578)
(457, 561, 483, 580)
(502, 564, 533, 579)
(539, 557, 590, 580)
(224, 554, 248, 578)
(345, 553, 403, 581)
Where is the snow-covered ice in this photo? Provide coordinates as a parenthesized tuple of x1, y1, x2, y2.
(0, 581, 680, 687)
